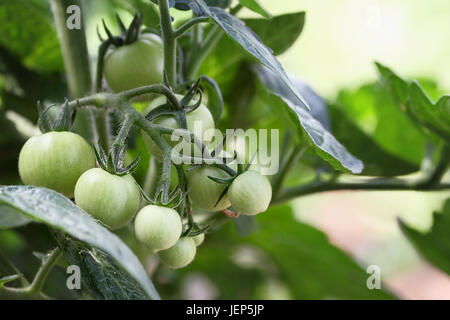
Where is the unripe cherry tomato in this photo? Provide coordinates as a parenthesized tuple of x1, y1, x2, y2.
(134, 205, 182, 252)
(228, 170, 272, 215)
(187, 166, 231, 212)
(192, 233, 205, 246)
(158, 237, 196, 269)
(18, 131, 95, 198)
(74, 168, 141, 230)
(103, 34, 164, 94)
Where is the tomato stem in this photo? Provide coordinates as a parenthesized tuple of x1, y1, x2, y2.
(158, 0, 177, 88)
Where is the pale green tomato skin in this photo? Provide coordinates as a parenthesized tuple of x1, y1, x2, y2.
(103, 34, 163, 94)
(141, 94, 215, 161)
(158, 237, 196, 269)
(18, 131, 95, 198)
(187, 166, 231, 212)
(74, 168, 141, 230)
(228, 171, 272, 215)
(192, 233, 205, 246)
(134, 205, 182, 252)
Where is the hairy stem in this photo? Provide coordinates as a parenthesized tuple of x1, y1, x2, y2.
(272, 179, 450, 205)
(28, 247, 61, 294)
(174, 17, 210, 38)
(159, 0, 177, 87)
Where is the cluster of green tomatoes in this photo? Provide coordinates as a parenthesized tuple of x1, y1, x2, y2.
(17, 19, 272, 269)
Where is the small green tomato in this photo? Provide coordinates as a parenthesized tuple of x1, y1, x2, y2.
(141, 94, 215, 161)
(228, 171, 272, 215)
(18, 131, 95, 198)
(187, 166, 231, 212)
(192, 233, 205, 246)
(134, 205, 182, 252)
(103, 34, 164, 94)
(158, 237, 196, 269)
(74, 168, 141, 230)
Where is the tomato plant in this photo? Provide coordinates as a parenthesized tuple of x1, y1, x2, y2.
(0, 0, 449, 302)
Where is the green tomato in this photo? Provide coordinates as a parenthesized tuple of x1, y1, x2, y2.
(192, 233, 205, 246)
(103, 34, 164, 94)
(74, 168, 141, 230)
(18, 131, 95, 198)
(158, 237, 196, 269)
(228, 170, 272, 215)
(134, 205, 182, 252)
(187, 166, 231, 212)
(141, 94, 215, 161)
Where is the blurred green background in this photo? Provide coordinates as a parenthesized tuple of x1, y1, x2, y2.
(259, 0, 450, 299)
(0, 0, 449, 300)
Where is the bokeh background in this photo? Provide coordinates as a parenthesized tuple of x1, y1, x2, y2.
(0, 0, 449, 300)
(262, 0, 450, 299)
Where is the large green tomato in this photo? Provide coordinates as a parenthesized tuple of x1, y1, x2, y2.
(134, 205, 182, 252)
(158, 237, 196, 269)
(187, 166, 231, 212)
(103, 34, 164, 94)
(228, 170, 272, 215)
(18, 131, 95, 198)
(141, 94, 215, 161)
(74, 168, 141, 230)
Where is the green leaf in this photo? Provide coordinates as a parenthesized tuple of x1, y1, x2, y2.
(376, 62, 450, 141)
(112, 0, 160, 29)
(0, 205, 31, 229)
(54, 232, 149, 300)
(328, 104, 419, 176)
(254, 67, 363, 174)
(408, 82, 450, 140)
(244, 12, 305, 56)
(238, 0, 271, 19)
(189, 1, 309, 109)
(0, 186, 160, 300)
(336, 83, 426, 165)
(399, 199, 450, 275)
(245, 205, 395, 299)
(0, 0, 63, 72)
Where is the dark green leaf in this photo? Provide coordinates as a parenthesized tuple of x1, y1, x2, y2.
(337, 83, 426, 165)
(54, 232, 149, 300)
(376, 62, 450, 141)
(254, 67, 363, 174)
(328, 104, 419, 176)
(190, 1, 309, 109)
(239, 0, 271, 19)
(0, 186, 160, 299)
(0, 205, 31, 229)
(243, 12, 305, 56)
(399, 199, 450, 275)
(0, 0, 63, 72)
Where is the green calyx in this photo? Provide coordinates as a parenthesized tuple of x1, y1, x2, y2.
(93, 142, 140, 176)
(138, 183, 187, 209)
(98, 13, 143, 48)
(145, 79, 204, 129)
(37, 100, 74, 133)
